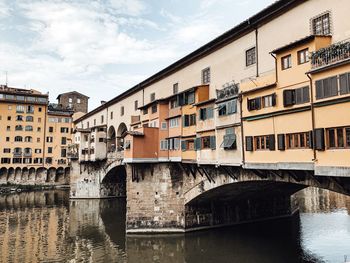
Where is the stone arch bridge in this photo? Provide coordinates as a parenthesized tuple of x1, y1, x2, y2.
(70, 155, 350, 233)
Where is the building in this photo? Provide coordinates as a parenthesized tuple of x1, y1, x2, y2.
(57, 91, 89, 114)
(0, 86, 87, 184)
(71, 0, 350, 176)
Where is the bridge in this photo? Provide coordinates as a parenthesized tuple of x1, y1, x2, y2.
(69, 151, 350, 233)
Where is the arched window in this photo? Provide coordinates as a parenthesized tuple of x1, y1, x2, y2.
(15, 125, 23, 131)
(25, 125, 33, 131)
(26, 116, 34, 122)
(15, 136, 23, 142)
(24, 148, 32, 155)
(14, 147, 22, 154)
(24, 136, 33, 142)
(16, 115, 23, 121)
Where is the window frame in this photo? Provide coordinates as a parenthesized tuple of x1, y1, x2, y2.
(201, 67, 211, 84)
(281, 55, 292, 70)
(297, 48, 309, 65)
(246, 47, 256, 67)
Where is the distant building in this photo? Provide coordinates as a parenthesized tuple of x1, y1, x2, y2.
(57, 91, 89, 114)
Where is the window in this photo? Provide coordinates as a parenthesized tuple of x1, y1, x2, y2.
(16, 115, 23, 121)
(315, 76, 338, 99)
(15, 136, 23, 142)
(48, 147, 53, 154)
(25, 125, 33, 131)
(286, 132, 312, 149)
(173, 83, 179, 94)
(3, 148, 11, 153)
(61, 149, 67, 157)
(121, 106, 124, 116)
(161, 122, 167, 130)
(35, 149, 42, 154)
(183, 114, 196, 127)
(46, 157, 52, 164)
(6, 126, 10, 131)
(16, 105, 25, 113)
(169, 118, 179, 128)
(94, 119, 96, 126)
(33, 158, 43, 164)
(201, 136, 215, 149)
(134, 100, 138, 111)
(110, 111, 113, 120)
(150, 93, 155, 102)
(170, 98, 178, 109)
(282, 55, 292, 70)
(220, 129, 236, 150)
(13, 158, 22, 164)
(151, 104, 157, 114)
(246, 47, 256, 66)
(99, 138, 104, 143)
(7, 116, 11, 121)
(168, 138, 180, 150)
(160, 140, 168, 151)
(26, 105, 34, 113)
(77, 98, 81, 104)
(61, 127, 69, 133)
(61, 137, 67, 145)
(25, 136, 32, 142)
(26, 116, 34, 122)
(327, 126, 350, 149)
(199, 107, 214, 120)
(298, 49, 309, 64)
(1, 158, 11, 164)
(202, 67, 210, 84)
(6, 137, 10, 142)
(181, 139, 195, 151)
(247, 97, 261, 111)
(101, 115, 104, 124)
(312, 12, 331, 35)
(38, 107, 42, 112)
(46, 137, 53, 143)
(14, 147, 22, 154)
(26, 96, 36, 102)
(283, 87, 310, 106)
(69, 97, 73, 103)
(6, 95, 14, 100)
(37, 138, 40, 143)
(37, 127, 41, 132)
(15, 125, 23, 131)
(8, 105, 12, 110)
(49, 126, 54, 133)
(254, 135, 275, 151)
(143, 108, 148, 115)
(262, 94, 276, 108)
(186, 91, 195, 104)
(340, 72, 350, 95)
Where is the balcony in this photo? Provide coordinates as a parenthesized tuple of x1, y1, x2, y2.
(13, 152, 22, 157)
(311, 40, 350, 69)
(67, 143, 79, 159)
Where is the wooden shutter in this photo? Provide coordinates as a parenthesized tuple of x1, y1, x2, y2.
(303, 86, 310, 103)
(247, 99, 252, 111)
(277, 134, 285, 151)
(308, 131, 313, 149)
(210, 136, 216, 150)
(232, 99, 237, 113)
(339, 73, 350, 95)
(268, 134, 275, 151)
(330, 76, 338, 96)
(315, 80, 324, 100)
(272, 93, 277, 106)
(315, 128, 325, 151)
(255, 98, 261, 110)
(195, 137, 201, 151)
(295, 88, 302, 104)
(246, 136, 253, 151)
(283, 90, 295, 107)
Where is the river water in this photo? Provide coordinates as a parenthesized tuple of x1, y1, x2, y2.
(0, 188, 349, 263)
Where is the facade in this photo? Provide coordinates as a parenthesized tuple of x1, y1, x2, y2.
(0, 86, 87, 184)
(71, 0, 350, 176)
(57, 91, 89, 114)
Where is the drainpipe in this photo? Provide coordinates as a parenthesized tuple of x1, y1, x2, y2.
(255, 28, 259, 78)
(106, 107, 108, 159)
(270, 53, 278, 83)
(239, 94, 245, 167)
(42, 103, 48, 168)
(307, 73, 317, 161)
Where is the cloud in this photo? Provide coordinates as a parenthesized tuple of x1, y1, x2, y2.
(108, 0, 146, 16)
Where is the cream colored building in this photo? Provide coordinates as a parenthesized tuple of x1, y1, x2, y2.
(72, 0, 350, 176)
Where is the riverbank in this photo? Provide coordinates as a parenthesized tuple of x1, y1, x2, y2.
(0, 184, 70, 195)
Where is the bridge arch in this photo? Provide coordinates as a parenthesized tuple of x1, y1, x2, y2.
(28, 167, 36, 181)
(0, 168, 7, 183)
(100, 165, 126, 198)
(56, 167, 65, 183)
(116, 122, 128, 151)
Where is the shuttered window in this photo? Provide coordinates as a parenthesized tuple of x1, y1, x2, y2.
(245, 136, 253, 151)
(315, 76, 338, 100)
(262, 94, 276, 108)
(326, 126, 350, 149)
(247, 97, 261, 111)
(218, 99, 237, 116)
(254, 135, 275, 151)
(295, 86, 310, 104)
(315, 128, 325, 151)
(283, 90, 295, 107)
(286, 132, 312, 149)
(278, 134, 285, 151)
(199, 107, 214, 121)
(339, 73, 350, 95)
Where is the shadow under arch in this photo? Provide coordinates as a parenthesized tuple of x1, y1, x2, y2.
(0, 168, 7, 182)
(116, 123, 128, 151)
(56, 167, 65, 183)
(107, 125, 116, 152)
(100, 165, 126, 198)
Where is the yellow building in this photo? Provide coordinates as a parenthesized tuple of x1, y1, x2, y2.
(0, 86, 83, 184)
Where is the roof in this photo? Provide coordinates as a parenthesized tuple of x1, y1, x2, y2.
(271, 35, 316, 54)
(57, 91, 90, 100)
(75, 0, 306, 124)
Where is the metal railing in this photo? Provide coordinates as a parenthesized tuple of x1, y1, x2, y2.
(311, 40, 350, 69)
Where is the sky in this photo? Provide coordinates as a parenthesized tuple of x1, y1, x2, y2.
(0, 0, 275, 110)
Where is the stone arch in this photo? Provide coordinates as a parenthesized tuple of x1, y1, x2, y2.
(36, 167, 47, 183)
(56, 167, 65, 183)
(22, 167, 29, 182)
(100, 165, 127, 197)
(28, 168, 36, 182)
(7, 168, 14, 182)
(47, 167, 56, 183)
(64, 167, 70, 184)
(0, 168, 7, 183)
(116, 123, 128, 151)
(107, 125, 116, 152)
(14, 167, 22, 182)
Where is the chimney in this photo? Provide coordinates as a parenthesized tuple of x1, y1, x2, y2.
(101, 100, 106, 105)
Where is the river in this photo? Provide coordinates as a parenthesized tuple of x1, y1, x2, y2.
(0, 188, 349, 263)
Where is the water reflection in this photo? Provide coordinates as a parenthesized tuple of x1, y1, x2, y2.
(0, 188, 349, 263)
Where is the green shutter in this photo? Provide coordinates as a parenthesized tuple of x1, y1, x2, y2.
(315, 128, 325, 151)
(181, 140, 186, 151)
(210, 136, 216, 150)
(195, 137, 201, 151)
(277, 134, 285, 151)
(246, 136, 253, 151)
(268, 134, 275, 151)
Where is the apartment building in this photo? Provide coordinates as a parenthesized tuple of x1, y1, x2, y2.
(0, 86, 88, 184)
(71, 0, 350, 176)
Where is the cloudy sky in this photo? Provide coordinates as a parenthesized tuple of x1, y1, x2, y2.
(0, 0, 275, 110)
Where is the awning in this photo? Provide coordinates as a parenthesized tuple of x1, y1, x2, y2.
(220, 134, 236, 149)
